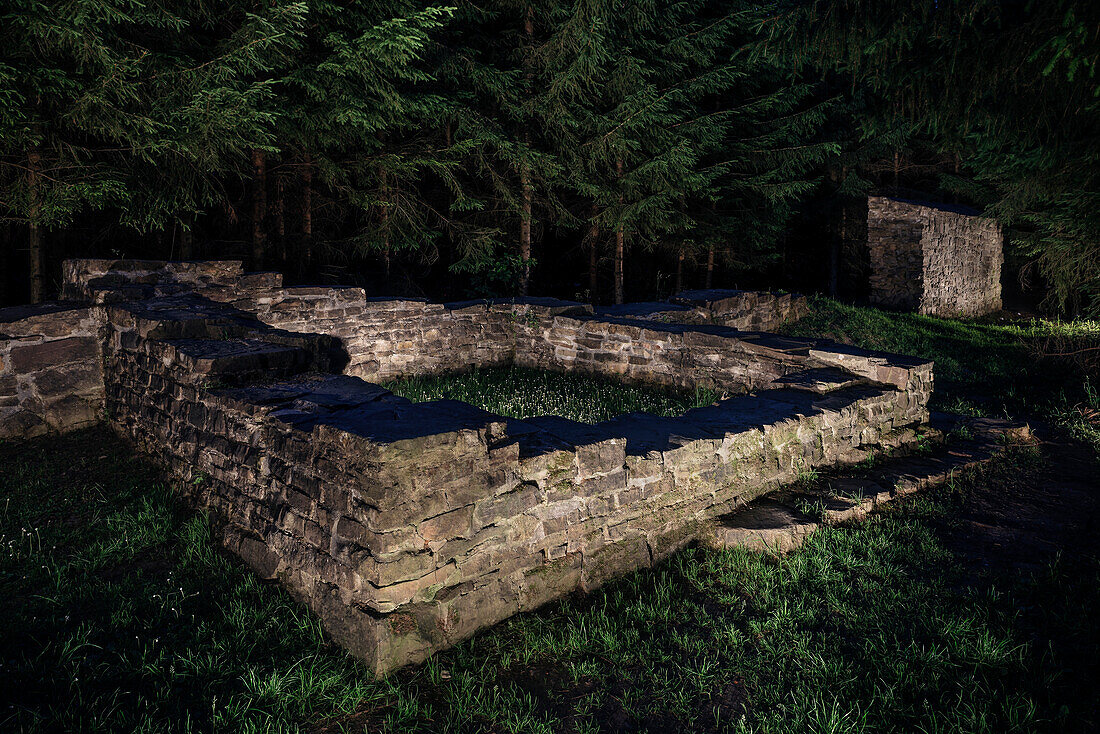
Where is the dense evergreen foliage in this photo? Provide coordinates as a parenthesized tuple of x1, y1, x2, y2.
(1, 0, 1096, 313)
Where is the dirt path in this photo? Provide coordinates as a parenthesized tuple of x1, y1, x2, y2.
(938, 434, 1100, 575)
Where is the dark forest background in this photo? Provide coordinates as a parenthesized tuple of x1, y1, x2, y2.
(1, 0, 1096, 313)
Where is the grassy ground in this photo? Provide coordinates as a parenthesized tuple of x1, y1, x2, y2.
(780, 298, 1100, 448)
(2, 301, 1098, 733)
(383, 366, 720, 423)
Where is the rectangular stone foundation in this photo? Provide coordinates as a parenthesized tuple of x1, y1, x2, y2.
(4, 260, 934, 675)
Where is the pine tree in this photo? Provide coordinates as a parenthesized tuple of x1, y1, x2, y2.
(542, 0, 835, 302)
(275, 2, 456, 277)
(0, 0, 307, 298)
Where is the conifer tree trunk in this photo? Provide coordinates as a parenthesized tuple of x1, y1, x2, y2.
(27, 144, 43, 303)
(705, 244, 715, 289)
(251, 149, 267, 267)
(613, 158, 625, 304)
(301, 153, 313, 266)
(827, 168, 839, 296)
(178, 218, 193, 260)
(380, 168, 391, 277)
(518, 6, 535, 297)
(273, 172, 286, 264)
(587, 206, 599, 303)
(674, 247, 684, 295)
(520, 166, 532, 295)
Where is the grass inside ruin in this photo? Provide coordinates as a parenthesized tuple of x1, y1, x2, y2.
(383, 365, 721, 423)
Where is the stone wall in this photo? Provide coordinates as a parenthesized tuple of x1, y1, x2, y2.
(3, 259, 936, 676)
(597, 289, 808, 332)
(216, 291, 808, 394)
(1, 303, 104, 438)
(868, 196, 1003, 317)
(60, 258, 266, 303)
(96, 290, 931, 676)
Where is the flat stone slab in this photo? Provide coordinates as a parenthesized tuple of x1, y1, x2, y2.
(165, 338, 313, 381)
(773, 367, 868, 394)
(705, 500, 819, 553)
(708, 416, 1037, 555)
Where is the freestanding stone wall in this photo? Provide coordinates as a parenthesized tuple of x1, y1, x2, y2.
(4, 259, 936, 675)
(867, 196, 1003, 317)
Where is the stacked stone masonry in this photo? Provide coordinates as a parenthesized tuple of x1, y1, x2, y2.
(2, 259, 934, 675)
(867, 196, 1003, 317)
(0, 303, 104, 438)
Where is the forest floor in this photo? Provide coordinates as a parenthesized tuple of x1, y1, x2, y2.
(2, 300, 1098, 733)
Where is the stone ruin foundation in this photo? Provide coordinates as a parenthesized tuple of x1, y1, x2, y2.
(867, 196, 1003, 317)
(2, 259, 933, 674)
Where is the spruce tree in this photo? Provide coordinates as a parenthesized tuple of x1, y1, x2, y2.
(0, 0, 306, 298)
(767, 0, 1100, 314)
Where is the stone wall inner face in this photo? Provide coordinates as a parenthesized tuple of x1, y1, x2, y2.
(4, 259, 935, 676)
(868, 196, 1003, 317)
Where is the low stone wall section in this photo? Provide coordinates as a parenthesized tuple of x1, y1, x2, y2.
(213, 290, 812, 393)
(1, 303, 105, 438)
(595, 289, 808, 332)
(60, 258, 267, 303)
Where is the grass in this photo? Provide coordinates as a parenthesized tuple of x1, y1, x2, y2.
(382, 365, 721, 423)
(2, 432, 1097, 732)
(780, 297, 1100, 448)
(2, 300, 1099, 732)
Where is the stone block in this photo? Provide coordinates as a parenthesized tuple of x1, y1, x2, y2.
(10, 336, 99, 371)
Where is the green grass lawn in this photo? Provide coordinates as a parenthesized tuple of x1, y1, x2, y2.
(780, 298, 1100, 450)
(383, 366, 720, 423)
(2, 301, 1098, 733)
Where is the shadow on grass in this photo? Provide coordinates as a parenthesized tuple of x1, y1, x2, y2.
(2, 428, 1098, 732)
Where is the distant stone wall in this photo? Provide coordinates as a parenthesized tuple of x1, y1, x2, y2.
(868, 196, 1003, 317)
(0, 303, 104, 438)
(60, 258, 263, 303)
(597, 290, 808, 333)
(220, 291, 808, 394)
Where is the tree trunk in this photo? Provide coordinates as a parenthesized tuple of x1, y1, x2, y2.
(251, 149, 267, 268)
(27, 144, 43, 303)
(674, 247, 684, 295)
(301, 153, 313, 266)
(178, 217, 193, 260)
(519, 164, 532, 295)
(613, 158, 625, 304)
(518, 5, 535, 297)
(828, 235, 840, 297)
(273, 171, 286, 264)
(380, 168, 391, 278)
(587, 205, 599, 303)
(705, 244, 715, 289)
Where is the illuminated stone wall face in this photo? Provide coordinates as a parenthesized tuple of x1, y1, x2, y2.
(868, 196, 1003, 317)
(0, 303, 104, 438)
(2, 260, 934, 675)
